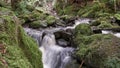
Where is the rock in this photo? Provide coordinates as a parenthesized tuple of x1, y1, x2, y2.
(57, 39, 68, 47)
(74, 22, 120, 68)
(90, 20, 101, 26)
(54, 30, 72, 41)
(75, 34, 120, 67)
(29, 20, 47, 28)
(91, 26, 102, 34)
(60, 15, 77, 26)
(75, 24, 93, 36)
(54, 30, 74, 47)
(46, 15, 56, 26)
(98, 21, 113, 29)
(55, 19, 66, 27)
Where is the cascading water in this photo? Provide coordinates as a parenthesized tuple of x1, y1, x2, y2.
(102, 30, 120, 38)
(24, 19, 91, 68)
(24, 28, 76, 68)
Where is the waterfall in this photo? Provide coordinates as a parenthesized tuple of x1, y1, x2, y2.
(25, 28, 75, 68)
(24, 19, 91, 68)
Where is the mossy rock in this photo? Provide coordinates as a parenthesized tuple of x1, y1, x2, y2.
(75, 34, 120, 67)
(98, 21, 113, 28)
(75, 24, 93, 36)
(19, 10, 47, 24)
(29, 20, 47, 28)
(74, 21, 120, 67)
(60, 15, 71, 19)
(74, 23, 120, 68)
(46, 16, 56, 25)
(90, 20, 101, 26)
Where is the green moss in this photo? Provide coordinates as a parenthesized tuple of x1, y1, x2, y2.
(98, 21, 113, 28)
(29, 20, 47, 28)
(29, 20, 41, 28)
(77, 2, 112, 18)
(0, 16, 32, 68)
(75, 24, 93, 36)
(0, 7, 43, 68)
(0, 0, 11, 8)
(19, 10, 47, 25)
(74, 23, 120, 67)
(105, 57, 120, 68)
(63, 5, 76, 16)
(19, 27, 43, 68)
(46, 16, 56, 25)
(114, 13, 120, 20)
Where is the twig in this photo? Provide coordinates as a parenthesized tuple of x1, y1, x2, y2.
(79, 60, 84, 68)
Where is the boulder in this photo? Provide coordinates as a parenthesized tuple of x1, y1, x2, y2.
(54, 30, 74, 47)
(29, 20, 47, 28)
(57, 39, 68, 47)
(74, 22, 120, 68)
(54, 30, 72, 41)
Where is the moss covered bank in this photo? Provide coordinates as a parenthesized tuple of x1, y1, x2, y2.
(0, 7, 43, 68)
(74, 24, 120, 68)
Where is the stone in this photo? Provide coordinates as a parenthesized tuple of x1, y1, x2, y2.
(57, 39, 68, 47)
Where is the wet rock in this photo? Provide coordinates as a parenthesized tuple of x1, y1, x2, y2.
(60, 15, 77, 26)
(55, 19, 66, 27)
(54, 30, 72, 41)
(57, 39, 68, 47)
(54, 29, 75, 47)
(91, 26, 102, 34)
(90, 20, 101, 26)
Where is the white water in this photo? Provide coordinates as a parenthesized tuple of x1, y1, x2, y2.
(25, 28, 75, 68)
(65, 18, 90, 29)
(24, 19, 91, 68)
(102, 30, 120, 38)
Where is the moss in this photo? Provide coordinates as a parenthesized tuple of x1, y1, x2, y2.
(19, 10, 47, 24)
(63, 5, 76, 16)
(55, 1, 79, 16)
(29, 20, 42, 28)
(77, 2, 112, 18)
(0, 16, 32, 68)
(114, 13, 120, 20)
(19, 26, 43, 68)
(74, 23, 120, 68)
(46, 16, 56, 25)
(0, 7, 43, 68)
(30, 20, 47, 28)
(98, 21, 113, 28)
(75, 34, 120, 67)
(104, 57, 120, 68)
(0, 0, 11, 8)
(75, 24, 93, 36)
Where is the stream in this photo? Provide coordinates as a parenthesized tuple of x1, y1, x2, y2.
(24, 18, 120, 68)
(24, 18, 90, 68)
